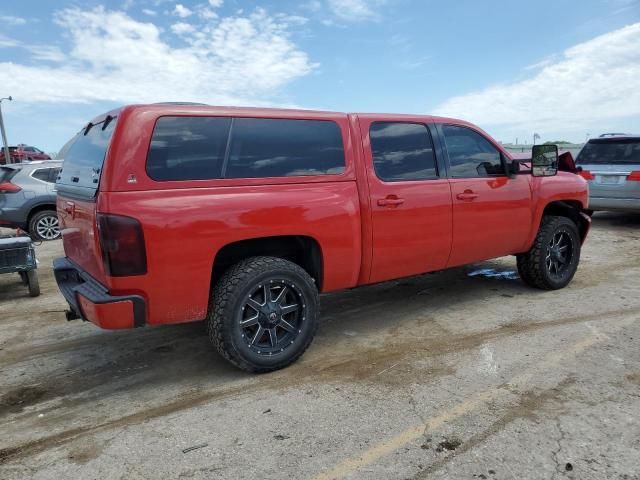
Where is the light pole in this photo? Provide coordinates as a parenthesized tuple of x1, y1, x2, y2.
(0, 96, 12, 164)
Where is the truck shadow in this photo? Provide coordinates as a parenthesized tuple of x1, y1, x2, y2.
(591, 211, 640, 228)
(1, 260, 530, 421)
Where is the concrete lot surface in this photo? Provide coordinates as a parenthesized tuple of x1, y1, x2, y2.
(1, 213, 639, 479)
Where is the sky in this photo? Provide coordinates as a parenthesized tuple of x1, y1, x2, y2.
(0, 0, 639, 153)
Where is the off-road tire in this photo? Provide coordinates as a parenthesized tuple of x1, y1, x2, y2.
(27, 270, 40, 297)
(517, 215, 581, 290)
(207, 256, 319, 373)
(28, 210, 60, 241)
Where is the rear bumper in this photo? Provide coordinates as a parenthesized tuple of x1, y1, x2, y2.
(588, 196, 640, 212)
(53, 257, 146, 329)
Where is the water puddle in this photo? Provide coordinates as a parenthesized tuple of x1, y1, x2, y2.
(467, 268, 519, 280)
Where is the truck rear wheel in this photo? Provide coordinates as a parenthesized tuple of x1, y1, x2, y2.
(207, 256, 319, 373)
(517, 215, 581, 290)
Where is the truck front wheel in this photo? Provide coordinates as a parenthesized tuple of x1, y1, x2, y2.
(207, 256, 319, 373)
(517, 215, 581, 290)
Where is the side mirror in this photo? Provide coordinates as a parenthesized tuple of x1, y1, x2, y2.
(531, 144, 558, 177)
(507, 159, 520, 177)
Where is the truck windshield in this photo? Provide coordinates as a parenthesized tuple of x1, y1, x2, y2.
(577, 138, 640, 165)
(56, 117, 117, 199)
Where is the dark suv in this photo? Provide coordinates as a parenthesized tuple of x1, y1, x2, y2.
(0, 161, 62, 240)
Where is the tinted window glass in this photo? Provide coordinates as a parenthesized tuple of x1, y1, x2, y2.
(0, 166, 17, 183)
(49, 167, 62, 183)
(147, 116, 231, 181)
(226, 118, 345, 178)
(57, 118, 117, 198)
(576, 139, 640, 165)
(369, 122, 437, 181)
(57, 136, 78, 160)
(442, 125, 504, 177)
(32, 168, 52, 182)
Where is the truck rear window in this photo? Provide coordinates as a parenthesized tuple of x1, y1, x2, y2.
(147, 117, 231, 181)
(56, 117, 117, 198)
(146, 116, 345, 181)
(577, 139, 640, 165)
(226, 118, 345, 178)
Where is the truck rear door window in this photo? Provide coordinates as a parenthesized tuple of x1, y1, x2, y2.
(56, 117, 117, 198)
(369, 122, 437, 181)
(147, 116, 232, 181)
(225, 118, 345, 178)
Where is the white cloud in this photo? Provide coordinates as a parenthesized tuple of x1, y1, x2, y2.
(433, 23, 640, 136)
(173, 4, 193, 18)
(208, 0, 224, 7)
(25, 45, 66, 62)
(326, 0, 386, 21)
(142, 8, 157, 16)
(170, 21, 195, 35)
(0, 36, 66, 62)
(0, 15, 27, 26)
(0, 6, 316, 106)
(197, 6, 218, 20)
(303, 0, 323, 13)
(0, 34, 18, 47)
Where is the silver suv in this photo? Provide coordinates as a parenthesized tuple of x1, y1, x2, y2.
(0, 160, 62, 240)
(576, 135, 640, 213)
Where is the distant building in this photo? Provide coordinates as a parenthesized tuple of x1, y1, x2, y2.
(502, 142, 584, 159)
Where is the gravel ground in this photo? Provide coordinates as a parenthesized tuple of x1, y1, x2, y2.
(0, 212, 639, 480)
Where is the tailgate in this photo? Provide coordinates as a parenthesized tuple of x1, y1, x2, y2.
(582, 163, 640, 199)
(55, 115, 118, 283)
(57, 195, 105, 281)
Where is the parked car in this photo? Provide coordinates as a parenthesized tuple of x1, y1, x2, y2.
(575, 134, 640, 212)
(0, 144, 52, 164)
(54, 104, 590, 372)
(0, 160, 62, 240)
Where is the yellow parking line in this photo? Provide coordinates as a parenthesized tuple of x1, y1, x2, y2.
(310, 312, 638, 480)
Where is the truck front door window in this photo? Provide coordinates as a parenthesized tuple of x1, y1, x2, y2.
(442, 125, 504, 178)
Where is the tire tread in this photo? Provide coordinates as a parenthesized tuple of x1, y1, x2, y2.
(517, 215, 580, 290)
(207, 256, 319, 373)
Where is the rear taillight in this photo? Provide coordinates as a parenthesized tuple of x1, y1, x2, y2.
(627, 171, 640, 181)
(579, 170, 594, 180)
(0, 181, 21, 193)
(97, 214, 147, 277)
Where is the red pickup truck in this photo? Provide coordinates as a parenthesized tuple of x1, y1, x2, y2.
(54, 104, 590, 372)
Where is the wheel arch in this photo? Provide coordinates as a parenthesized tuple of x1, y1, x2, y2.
(539, 200, 590, 244)
(212, 235, 324, 291)
(26, 204, 58, 231)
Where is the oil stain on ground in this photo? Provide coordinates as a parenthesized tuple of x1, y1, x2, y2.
(0, 385, 47, 415)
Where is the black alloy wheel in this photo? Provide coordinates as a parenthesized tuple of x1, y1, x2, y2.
(208, 256, 319, 372)
(545, 229, 574, 280)
(239, 280, 305, 356)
